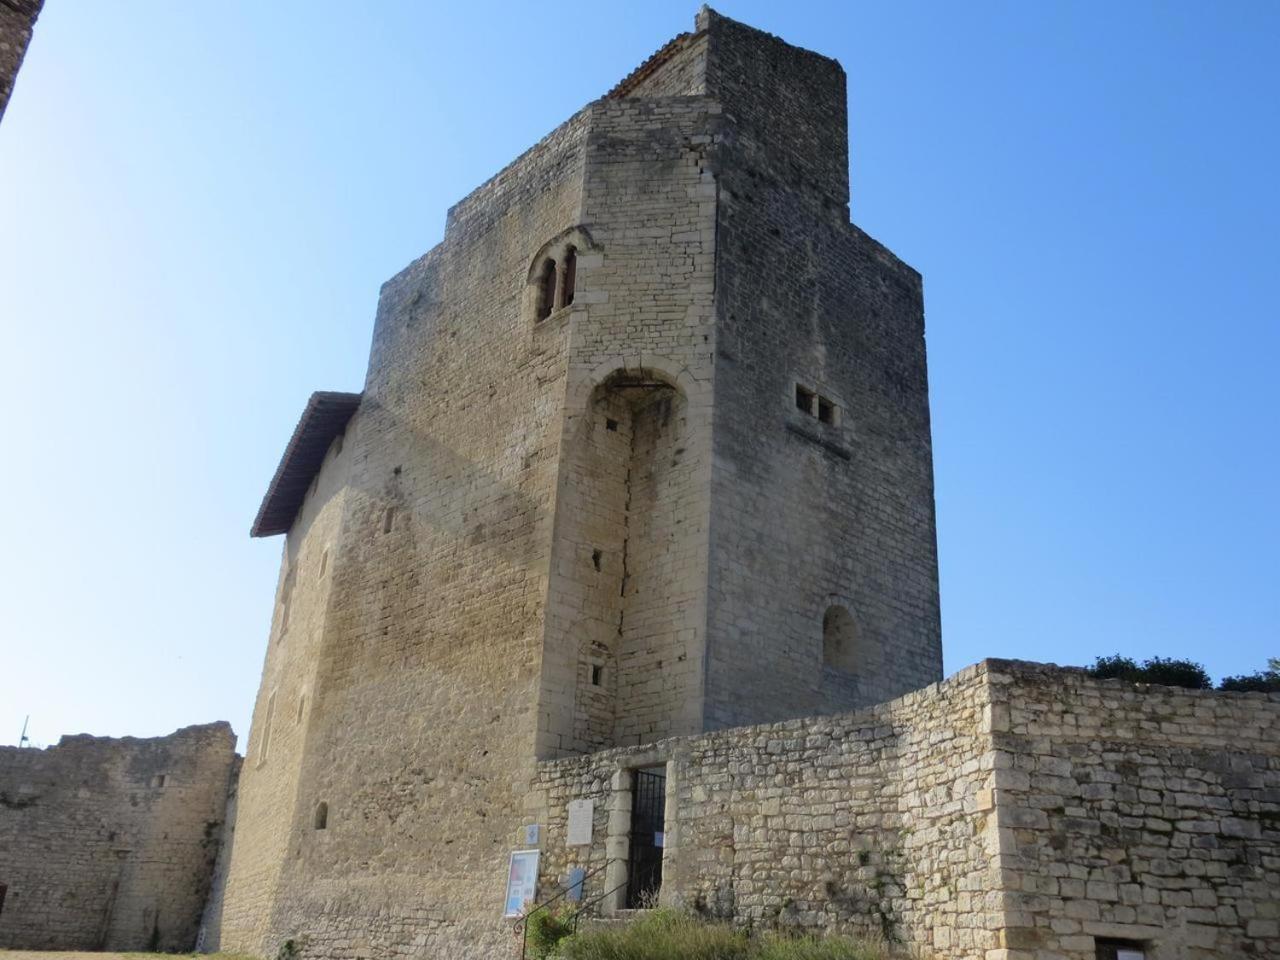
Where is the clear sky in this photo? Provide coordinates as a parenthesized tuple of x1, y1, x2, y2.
(1, 1, 1275, 749)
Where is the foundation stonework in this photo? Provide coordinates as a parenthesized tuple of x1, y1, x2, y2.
(0, 723, 236, 951)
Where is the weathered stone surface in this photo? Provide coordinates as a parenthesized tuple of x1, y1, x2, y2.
(0, 724, 236, 951)
(532, 662, 1279, 960)
(216, 9, 941, 958)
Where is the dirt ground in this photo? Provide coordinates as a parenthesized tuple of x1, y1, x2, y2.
(0, 954, 255, 960)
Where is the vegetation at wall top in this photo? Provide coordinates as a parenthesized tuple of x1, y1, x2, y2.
(1087, 654, 1279, 692)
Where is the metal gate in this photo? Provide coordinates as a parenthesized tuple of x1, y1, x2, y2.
(625, 767, 666, 908)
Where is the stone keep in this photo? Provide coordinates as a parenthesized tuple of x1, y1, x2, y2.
(219, 7, 941, 957)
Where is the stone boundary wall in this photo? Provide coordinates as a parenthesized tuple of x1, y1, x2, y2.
(529, 663, 1001, 959)
(988, 662, 1280, 960)
(530, 661, 1280, 960)
(0, 722, 236, 952)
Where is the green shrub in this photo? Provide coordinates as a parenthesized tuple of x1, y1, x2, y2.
(1219, 668, 1280, 692)
(1087, 655, 1211, 689)
(757, 933, 888, 960)
(559, 908, 751, 960)
(527, 902, 579, 959)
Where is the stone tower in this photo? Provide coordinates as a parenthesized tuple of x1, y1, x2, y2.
(218, 9, 941, 956)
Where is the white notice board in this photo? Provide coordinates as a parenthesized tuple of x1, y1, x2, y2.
(567, 799, 594, 846)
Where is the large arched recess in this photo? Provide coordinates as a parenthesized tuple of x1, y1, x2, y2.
(542, 362, 708, 755)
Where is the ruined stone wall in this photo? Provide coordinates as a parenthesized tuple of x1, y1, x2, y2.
(989, 662, 1280, 960)
(0, 723, 235, 951)
(0, 0, 42, 126)
(530, 662, 1280, 960)
(702, 11, 942, 729)
(195, 757, 240, 952)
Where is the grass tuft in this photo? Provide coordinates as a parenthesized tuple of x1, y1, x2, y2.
(554, 909, 888, 960)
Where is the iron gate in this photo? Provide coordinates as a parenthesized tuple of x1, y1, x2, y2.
(625, 767, 666, 908)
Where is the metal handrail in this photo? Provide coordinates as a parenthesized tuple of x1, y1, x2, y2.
(514, 858, 617, 958)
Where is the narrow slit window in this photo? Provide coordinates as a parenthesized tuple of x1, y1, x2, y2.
(562, 246, 577, 307)
(537, 259, 557, 321)
(591, 664, 603, 686)
(383, 506, 396, 534)
(258, 691, 277, 768)
(314, 801, 328, 830)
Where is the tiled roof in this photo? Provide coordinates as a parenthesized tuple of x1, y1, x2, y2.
(250, 391, 361, 538)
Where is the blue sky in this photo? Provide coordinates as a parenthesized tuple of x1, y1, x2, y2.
(1, 1, 1275, 748)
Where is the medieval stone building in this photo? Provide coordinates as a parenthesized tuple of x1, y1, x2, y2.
(1, 9, 1275, 960)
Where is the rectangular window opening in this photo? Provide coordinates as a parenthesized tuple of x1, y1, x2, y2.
(817, 396, 836, 424)
(795, 384, 815, 415)
(591, 664, 603, 686)
(606, 418, 619, 432)
(383, 506, 396, 534)
(1096, 939, 1148, 960)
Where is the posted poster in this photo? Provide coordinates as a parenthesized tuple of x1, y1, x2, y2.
(503, 849, 540, 917)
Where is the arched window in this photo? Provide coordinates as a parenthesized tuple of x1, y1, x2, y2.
(314, 801, 328, 830)
(562, 246, 577, 307)
(537, 259, 557, 322)
(822, 605, 859, 673)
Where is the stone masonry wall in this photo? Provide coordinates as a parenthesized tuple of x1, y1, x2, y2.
(217, 423, 353, 951)
(0, 0, 42, 126)
(539, 93, 720, 757)
(218, 103, 593, 960)
(0, 723, 236, 951)
(530, 662, 1279, 960)
(988, 663, 1280, 960)
(530, 663, 1001, 959)
(703, 11, 943, 729)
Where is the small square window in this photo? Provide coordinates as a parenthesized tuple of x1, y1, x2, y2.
(606, 418, 619, 432)
(1096, 939, 1147, 960)
(795, 384, 815, 414)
